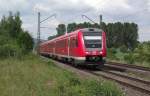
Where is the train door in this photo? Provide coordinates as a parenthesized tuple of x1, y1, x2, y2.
(53, 41, 55, 55)
(68, 37, 70, 57)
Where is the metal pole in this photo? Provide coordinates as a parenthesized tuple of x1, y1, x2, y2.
(99, 15, 102, 28)
(40, 14, 56, 23)
(82, 15, 96, 24)
(65, 24, 67, 35)
(37, 12, 56, 54)
(37, 12, 40, 54)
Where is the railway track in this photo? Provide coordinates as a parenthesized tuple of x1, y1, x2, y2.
(105, 62, 150, 81)
(85, 70, 150, 95)
(107, 61, 150, 72)
(102, 70, 150, 85)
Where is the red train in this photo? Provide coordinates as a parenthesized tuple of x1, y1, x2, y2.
(40, 28, 106, 67)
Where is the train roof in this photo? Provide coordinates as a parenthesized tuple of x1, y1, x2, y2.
(40, 28, 103, 46)
(80, 28, 103, 32)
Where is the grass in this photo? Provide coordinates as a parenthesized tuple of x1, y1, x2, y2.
(107, 48, 150, 68)
(0, 54, 123, 96)
(118, 55, 150, 68)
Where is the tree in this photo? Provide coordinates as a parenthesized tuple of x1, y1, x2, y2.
(0, 12, 22, 38)
(48, 35, 57, 40)
(106, 22, 138, 49)
(17, 31, 34, 53)
(106, 23, 114, 47)
(56, 24, 66, 36)
(123, 23, 138, 50)
(67, 23, 77, 33)
(0, 11, 34, 58)
(7, 12, 16, 38)
(0, 16, 9, 36)
(14, 12, 22, 38)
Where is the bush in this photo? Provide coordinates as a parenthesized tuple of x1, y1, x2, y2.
(124, 53, 135, 64)
(133, 42, 150, 63)
(107, 48, 119, 60)
(0, 43, 22, 58)
(0, 12, 34, 59)
(17, 31, 34, 53)
(0, 36, 10, 45)
(120, 45, 128, 53)
(110, 48, 117, 54)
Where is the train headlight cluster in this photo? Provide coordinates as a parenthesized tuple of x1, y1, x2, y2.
(86, 51, 103, 55)
(100, 51, 103, 54)
(86, 51, 90, 54)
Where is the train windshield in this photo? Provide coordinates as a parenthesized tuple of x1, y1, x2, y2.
(83, 32, 102, 49)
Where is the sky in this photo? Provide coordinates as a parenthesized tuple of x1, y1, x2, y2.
(0, 0, 150, 41)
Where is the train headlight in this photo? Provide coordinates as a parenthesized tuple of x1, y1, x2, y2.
(100, 51, 103, 54)
(86, 51, 89, 54)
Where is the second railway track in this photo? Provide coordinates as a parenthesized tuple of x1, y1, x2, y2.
(86, 70, 150, 95)
(107, 61, 150, 72)
(105, 62, 150, 80)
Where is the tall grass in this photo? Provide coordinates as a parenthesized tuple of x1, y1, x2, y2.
(0, 54, 123, 96)
(107, 47, 150, 68)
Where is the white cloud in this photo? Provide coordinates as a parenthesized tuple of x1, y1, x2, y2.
(33, 3, 51, 12)
(84, 0, 131, 12)
(139, 26, 150, 41)
(0, 0, 150, 41)
(148, 0, 150, 11)
(47, 19, 60, 28)
(0, 0, 29, 12)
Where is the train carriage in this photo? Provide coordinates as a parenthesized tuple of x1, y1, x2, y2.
(40, 28, 106, 67)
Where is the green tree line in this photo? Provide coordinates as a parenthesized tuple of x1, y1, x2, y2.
(48, 22, 138, 50)
(0, 12, 33, 58)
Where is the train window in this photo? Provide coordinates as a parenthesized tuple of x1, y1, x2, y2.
(83, 32, 102, 48)
(73, 38, 76, 48)
(76, 38, 78, 47)
(56, 39, 67, 48)
(56, 41, 58, 48)
(70, 36, 78, 48)
(75, 35, 78, 47)
(84, 36, 101, 40)
(68, 38, 70, 48)
(49, 43, 53, 48)
(83, 32, 102, 36)
(62, 39, 66, 47)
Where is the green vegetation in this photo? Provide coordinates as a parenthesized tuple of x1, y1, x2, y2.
(0, 12, 33, 58)
(105, 22, 138, 49)
(0, 12, 124, 96)
(0, 54, 123, 96)
(107, 41, 150, 67)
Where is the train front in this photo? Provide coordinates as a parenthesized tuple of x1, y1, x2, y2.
(81, 28, 106, 66)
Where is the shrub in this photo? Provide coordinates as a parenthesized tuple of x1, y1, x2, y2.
(0, 36, 10, 45)
(17, 31, 34, 54)
(120, 45, 128, 53)
(0, 43, 22, 58)
(0, 12, 34, 59)
(124, 53, 135, 64)
(107, 48, 119, 60)
(110, 48, 117, 54)
(133, 42, 150, 63)
(83, 80, 123, 96)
